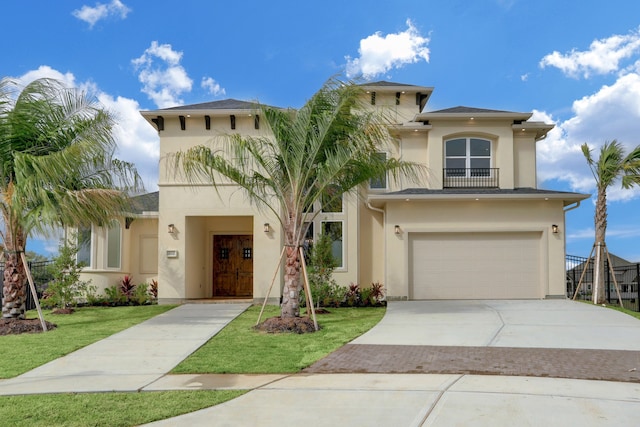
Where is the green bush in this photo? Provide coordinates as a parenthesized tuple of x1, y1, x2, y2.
(305, 232, 340, 307)
(41, 238, 90, 310)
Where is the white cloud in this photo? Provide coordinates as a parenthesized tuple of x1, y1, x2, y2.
(72, 0, 131, 28)
(201, 77, 226, 97)
(132, 41, 193, 108)
(345, 19, 430, 79)
(14, 67, 159, 192)
(539, 27, 640, 78)
(15, 65, 77, 88)
(535, 73, 640, 202)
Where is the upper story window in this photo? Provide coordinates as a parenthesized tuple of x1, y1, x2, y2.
(321, 184, 343, 213)
(369, 152, 387, 190)
(445, 137, 491, 177)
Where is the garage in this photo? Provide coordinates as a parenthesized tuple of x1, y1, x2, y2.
(409, 232, 542, 299)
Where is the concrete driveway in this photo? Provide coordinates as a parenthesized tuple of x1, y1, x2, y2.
(147, 300, 640, 426)
(352, 299, 640, 350)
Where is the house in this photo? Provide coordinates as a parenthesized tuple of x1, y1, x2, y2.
(80, 81, 590, 303)
(566, 253, 639, 300)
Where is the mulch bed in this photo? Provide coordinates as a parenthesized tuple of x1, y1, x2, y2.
(254, 316, 320, 334)
(0, 318, 57, 335)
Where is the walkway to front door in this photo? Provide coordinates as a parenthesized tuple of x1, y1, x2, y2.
(212, 235, 253, 298)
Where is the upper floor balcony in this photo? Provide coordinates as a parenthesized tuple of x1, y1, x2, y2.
(443, 168, 499, 188)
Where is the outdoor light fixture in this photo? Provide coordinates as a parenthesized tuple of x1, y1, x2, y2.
(394, 225, 401, 235)
(552, 224, 559, 234)
(168, 224, 176, 234)
(263, 223, 270, 233)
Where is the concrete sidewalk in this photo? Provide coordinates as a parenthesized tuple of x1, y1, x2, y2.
(144, 374, 640, 427)
(0, 303, 250, 395)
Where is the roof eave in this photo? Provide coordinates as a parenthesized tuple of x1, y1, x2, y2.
(368, 191, 591, 206)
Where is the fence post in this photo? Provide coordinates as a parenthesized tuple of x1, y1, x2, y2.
(605, 259, 611, 303)
(636, 263, 640, 312)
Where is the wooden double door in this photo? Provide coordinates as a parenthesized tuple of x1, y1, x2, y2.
(212, 235, 253, 298)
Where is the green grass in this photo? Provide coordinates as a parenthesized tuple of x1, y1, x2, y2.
(173, 305, 386, 374)
(606, 304, 640, 320)
(0, 305, 176, 378)
(0, 390, 244, 427)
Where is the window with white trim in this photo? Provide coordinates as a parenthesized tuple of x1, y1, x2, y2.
(321, 221, 343, 268)
(106, 221, 121, 269)
(445, 137, 491, 177)
(321, 184, 343, 213)
(369, 152, 387, 190)
(76, 226, 92, 267)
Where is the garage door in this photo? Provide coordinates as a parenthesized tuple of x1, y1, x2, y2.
(410, 232, 541, 299)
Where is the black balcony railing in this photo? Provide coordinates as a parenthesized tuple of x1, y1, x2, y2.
(443, 168, 499, 188)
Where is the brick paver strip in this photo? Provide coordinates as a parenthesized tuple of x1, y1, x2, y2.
(304, 345, 640, 383)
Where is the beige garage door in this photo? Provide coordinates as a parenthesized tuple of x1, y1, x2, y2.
(410, 232, 541, 299)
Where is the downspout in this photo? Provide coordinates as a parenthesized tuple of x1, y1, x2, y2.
(366, 202, 387, 299)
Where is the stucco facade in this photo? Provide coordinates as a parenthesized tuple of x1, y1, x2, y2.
(82, 81, 589, 303)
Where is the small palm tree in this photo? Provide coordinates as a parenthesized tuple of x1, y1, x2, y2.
(0, 77, 142, 319)
(173, 78, 423, 318)
(581, 140, 640, 304)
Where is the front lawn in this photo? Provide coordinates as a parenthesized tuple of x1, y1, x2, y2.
(173, 305, 386, 374)
(0, 390, 244, 427)
(0, 305, 175, 378)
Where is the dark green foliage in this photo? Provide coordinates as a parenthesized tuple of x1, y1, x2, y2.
(306, 232, 338, 308)
(40, 238, 89, 310)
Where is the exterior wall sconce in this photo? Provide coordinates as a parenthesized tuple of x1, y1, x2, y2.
(394, 225, 401, 235)
(168, 224, 176, 234)
(264, 223, 270, 233)
(552, 224, 559, 234)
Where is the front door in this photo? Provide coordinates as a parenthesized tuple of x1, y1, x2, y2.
(212, 235, 253, 298)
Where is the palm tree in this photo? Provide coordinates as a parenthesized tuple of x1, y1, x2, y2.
(581, 140, 640, 304)
(173, 79, 424, 318)
(0, 77, 142, 319)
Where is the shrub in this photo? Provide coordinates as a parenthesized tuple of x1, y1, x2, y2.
(119, 275, 136, 299)
(305, 232, 339, 308)
(41, 237, 91, 310)
(149, 279, 158, 300)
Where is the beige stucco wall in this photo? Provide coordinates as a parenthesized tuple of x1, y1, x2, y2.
(158, 184, 281, 303)
(420, 119, 524, 190)
(79, 217, 158, 294)
(383, 199, 566, 300)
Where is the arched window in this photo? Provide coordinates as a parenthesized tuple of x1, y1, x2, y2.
(445, 137, 491, 177)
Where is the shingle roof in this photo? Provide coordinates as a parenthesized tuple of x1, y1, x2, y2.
(159, 99, 279, 111)
(358, 81, 424, 88)
(129, 191, 159, 214)
(425, 106, 520, 114)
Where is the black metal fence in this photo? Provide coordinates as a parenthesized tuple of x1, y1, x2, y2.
(566, 255, 640, 312)
(0, 260, 55, 311)
(443, 168, 499, 188)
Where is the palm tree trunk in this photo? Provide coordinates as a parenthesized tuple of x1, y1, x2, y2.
(593, 187, 607, 304)
(1, 220, 28, 319)
(2, 251, 27, 319)
(281, 245, 302, 318)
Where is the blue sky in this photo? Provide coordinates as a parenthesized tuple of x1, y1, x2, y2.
(3, 0, 640, 260)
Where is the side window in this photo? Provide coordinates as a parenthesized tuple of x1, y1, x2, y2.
(321, 221, 343, 268)
(106, 221, 121, 269)
(76, 226, 92, 267)
(369, 152, 388, 189)
(321, 184, 342, 213)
